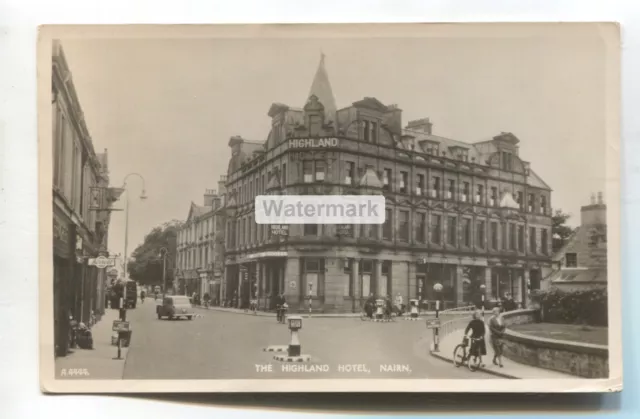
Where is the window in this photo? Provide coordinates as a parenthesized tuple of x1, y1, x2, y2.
(432, 176, 441, 198)
(368, 224, 377, 239)
(529, 227, 537, 253)
(565, 253, 578, 267)
(447, 179, 455, 200)
(517, 191, 524, 210)
(540, 195, 547, 215)
(383, 208, 393, 240)
(304, 224, 318, 236)
(363, 121, 370, 142)
(303, 161, 313, 183)
(501, 151, 513, 171)
(400, 171, 408, 193)
(383, 169, 392, 191)
(490, 187, 498, 206)
(541, 229, 549, 255)
(528, 194, 535, 212)
(399, 210, 409, 241)
(53, 104, 61, 188)
(431, 214, 442, 244)
(462, 182, 470, 203)
(447, 216, 457, 246)
(309, 115, 322, 136)
(282, 163, 287, 186)
(345, 161, 355, 185)
(315, 160, 325, 181)
(491, 222, 499, 250)
(462, 218, 471, 247)
(417, 174, 425, 196)
(476, 220, 485, 248)
(509, 223, 516, 250)
(518, 226, 524, 252)
(476, 184, 484, 204)
(371, 121, 378, 143)
(417, 213, 426, 243)
(239, 219, 244, 245)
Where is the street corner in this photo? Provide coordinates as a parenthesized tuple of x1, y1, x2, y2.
(273, 354, 313, 363)
(262, 345, 288, 353)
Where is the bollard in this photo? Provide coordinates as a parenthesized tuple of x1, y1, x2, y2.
(287, 316, 303, 357)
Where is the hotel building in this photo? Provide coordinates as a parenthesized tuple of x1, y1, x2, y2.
(222, 55, 553, 313)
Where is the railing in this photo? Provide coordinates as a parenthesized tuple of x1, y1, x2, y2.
(432, 305, 478, 343)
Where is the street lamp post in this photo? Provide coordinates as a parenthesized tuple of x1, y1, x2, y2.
(433, 282, 443, 352)
(159, 247, 169, 297)
(119, 173, 147, 321)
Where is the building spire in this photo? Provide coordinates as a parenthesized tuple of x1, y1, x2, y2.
(307, 52, 337, 124)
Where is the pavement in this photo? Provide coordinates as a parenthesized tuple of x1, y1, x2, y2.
(203, 305, 468, 319)
(429, 323, 577, 379)
(121, 298, 497, 380)
(55, 306, 129, 380)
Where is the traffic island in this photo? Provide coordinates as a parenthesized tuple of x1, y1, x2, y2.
(262, 345, 288, 353)
(273, 354, 313, 363)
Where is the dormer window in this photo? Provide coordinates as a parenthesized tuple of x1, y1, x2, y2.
(309, 114, 322, 136)
(501, 150, 514, 171)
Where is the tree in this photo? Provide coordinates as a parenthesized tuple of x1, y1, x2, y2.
(127, 220, 183, 286)
(552, 209, 575, 254)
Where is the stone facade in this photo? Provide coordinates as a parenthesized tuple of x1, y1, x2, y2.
(548, 192, 607, 292)
(52, 40, 115, 357)
(175, 182, 225, 302)
(222, 55, 554, 313)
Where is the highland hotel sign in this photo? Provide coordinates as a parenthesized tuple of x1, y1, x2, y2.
(288, 137, 339, 148)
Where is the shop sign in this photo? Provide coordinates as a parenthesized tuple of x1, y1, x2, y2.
(336, 224, 353, 236)
(270, 224, 289, 236)
(247, 251, 288, 259)
(288, 137, 339, 149)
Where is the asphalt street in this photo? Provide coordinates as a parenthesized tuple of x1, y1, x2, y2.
(122, 298, 496, 379)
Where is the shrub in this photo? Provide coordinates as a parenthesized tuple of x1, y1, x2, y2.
(537, 288, 608, 327)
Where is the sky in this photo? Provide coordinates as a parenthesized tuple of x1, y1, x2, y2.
(58, 25, 608, 260)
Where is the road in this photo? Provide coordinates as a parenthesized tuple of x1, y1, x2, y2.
(122, 299, 497, 380)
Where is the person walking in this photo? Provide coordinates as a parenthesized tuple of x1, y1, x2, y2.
(275, 292, 286, 322)
(488, 307, 506, 367)
(464, 310, 487, 367)
(394, 292, 404, 315)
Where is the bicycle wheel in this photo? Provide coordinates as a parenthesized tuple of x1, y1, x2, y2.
(452, 345, 466, 367)
(468, 354, 481, 372)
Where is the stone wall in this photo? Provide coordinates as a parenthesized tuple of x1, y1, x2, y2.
(500, 309, 609, 378)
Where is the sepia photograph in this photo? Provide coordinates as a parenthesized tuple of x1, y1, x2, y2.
(38, 23, 621, 393)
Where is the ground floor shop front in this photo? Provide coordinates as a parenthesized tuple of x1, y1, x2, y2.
(223, 249, 549, 313)
(53, 203, 107, 358)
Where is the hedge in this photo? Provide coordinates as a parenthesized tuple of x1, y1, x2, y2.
(531, 288, 608, 327)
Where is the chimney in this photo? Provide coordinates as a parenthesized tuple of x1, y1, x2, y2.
(581, 192, 606, 226)
(204, 189, 217, 207)
(406, 118, 433, 135)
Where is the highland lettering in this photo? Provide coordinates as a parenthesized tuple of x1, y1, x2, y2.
(288, 138, 339, 148)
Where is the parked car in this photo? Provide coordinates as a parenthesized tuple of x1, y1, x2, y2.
(156, 295, 195, 320)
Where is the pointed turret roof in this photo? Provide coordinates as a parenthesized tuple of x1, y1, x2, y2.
(307, 53, 337, 124)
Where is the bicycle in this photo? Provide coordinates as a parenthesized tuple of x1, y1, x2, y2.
(453, 336, 485, 372)
(276, 304, 288, 324)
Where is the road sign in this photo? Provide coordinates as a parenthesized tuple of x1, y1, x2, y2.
(426, 318, 441, 329)
(92, 256, 111, 269)
(112, 320, 131, 332)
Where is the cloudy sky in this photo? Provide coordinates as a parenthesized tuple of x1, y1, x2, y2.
(58, 25, 609, 259)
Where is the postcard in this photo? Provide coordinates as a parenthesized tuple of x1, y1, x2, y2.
(38, 23, 622, 393)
